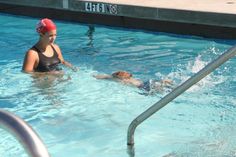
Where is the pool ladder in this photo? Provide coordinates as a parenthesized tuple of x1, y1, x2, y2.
(0, 109, 50, 157)
(127, 45, 236, 147)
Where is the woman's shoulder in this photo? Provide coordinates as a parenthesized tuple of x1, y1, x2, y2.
(23, 48, 39, 66)
(26, 48, 38, 57)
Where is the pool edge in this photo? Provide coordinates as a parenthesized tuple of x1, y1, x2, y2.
(0, 1, 236, 39)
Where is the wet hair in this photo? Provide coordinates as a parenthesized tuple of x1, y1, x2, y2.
(112, 71, 132, 79)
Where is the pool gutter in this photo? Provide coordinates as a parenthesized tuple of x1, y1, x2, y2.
(0, 0, 236, 39)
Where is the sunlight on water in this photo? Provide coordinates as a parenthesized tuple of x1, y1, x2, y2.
(0, 13, 236, 157)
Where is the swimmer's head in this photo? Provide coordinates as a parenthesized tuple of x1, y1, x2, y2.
(112, 71, 132, 79)
(36, 18, 56, 34)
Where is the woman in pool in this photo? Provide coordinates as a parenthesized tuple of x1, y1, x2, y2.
(94, 71, 173, 93)
(22, 18, 75, 74)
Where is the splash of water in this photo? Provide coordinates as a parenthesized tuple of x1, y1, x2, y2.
(159, 55, 226, 93)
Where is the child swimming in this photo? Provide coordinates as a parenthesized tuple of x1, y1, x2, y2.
(93, 71, 173, 94)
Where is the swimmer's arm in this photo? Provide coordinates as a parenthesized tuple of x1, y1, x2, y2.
(161, 79, 173, 85)
(132, 80, 144, 87)
(93, 74, 113, 79)
(159, 79, 175, 89)
(61, 60, 78, 72)
(122, 78, 143, 87)
(22, 50, 38, 73)
(53, 44, 78, 71)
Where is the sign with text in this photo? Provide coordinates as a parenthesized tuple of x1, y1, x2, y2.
(85, 2, 118, 15)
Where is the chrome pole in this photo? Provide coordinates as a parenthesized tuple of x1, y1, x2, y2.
(127, 45, 236, 146)
(0, 109, 50, 157)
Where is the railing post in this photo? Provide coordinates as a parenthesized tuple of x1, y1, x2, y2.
(127, 45, 236, 146)
(0, 109, 50, 157)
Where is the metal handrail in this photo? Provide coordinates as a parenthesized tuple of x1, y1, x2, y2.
(127, 45, 236, 146)
(0, 109, 50, 157)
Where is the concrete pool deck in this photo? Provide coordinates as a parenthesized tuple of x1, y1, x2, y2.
(0, 0, 236, 38)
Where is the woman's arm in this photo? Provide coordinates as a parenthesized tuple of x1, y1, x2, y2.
(22, 50, 38, 72)
(53, 44, 78, 71)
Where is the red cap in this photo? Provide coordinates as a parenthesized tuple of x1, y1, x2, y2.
(36, 18, 56, 34)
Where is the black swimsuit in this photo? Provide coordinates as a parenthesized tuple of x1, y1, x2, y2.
(32, 45, 61, 72)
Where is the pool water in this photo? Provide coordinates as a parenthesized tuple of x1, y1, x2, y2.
(0, 13, 236, 157)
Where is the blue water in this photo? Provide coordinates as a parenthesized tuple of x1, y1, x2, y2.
(0, 13, 236, 157)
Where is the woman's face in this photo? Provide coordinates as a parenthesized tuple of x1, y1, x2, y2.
(42, 30, 57, 44)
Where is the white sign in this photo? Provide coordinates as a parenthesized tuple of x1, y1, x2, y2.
(85, 2, 105, 13)
(85, 2, 118, 15)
